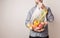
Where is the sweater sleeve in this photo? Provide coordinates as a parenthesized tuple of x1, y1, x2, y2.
(46, 7, 54, 22)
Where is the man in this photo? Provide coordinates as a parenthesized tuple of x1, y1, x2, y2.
(25, 0, 54, 38)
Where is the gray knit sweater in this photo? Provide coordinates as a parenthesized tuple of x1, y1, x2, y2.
(25, 5, 54, 37)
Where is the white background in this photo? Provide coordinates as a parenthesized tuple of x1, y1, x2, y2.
(0, 0, 60, 38)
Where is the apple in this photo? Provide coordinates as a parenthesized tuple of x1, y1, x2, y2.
(38, 23, 43, 29)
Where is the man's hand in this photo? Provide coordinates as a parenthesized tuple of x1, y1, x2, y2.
(33, 28, 45, 32)
(41, 4, 46, 9)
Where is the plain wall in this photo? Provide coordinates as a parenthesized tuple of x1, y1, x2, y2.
(0, 0, 34, 38)
(0, 0, 60, 38)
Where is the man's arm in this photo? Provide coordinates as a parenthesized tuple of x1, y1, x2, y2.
(25, 9, 32, 29)
(46, 7, 54, 22)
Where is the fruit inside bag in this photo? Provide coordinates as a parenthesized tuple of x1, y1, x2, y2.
(32, 8, 48, 30)
(32, 20, 48, 30)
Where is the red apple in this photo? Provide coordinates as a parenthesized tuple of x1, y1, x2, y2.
(38, 23, 43, 29)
